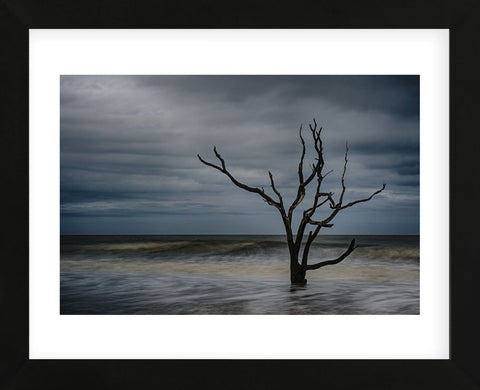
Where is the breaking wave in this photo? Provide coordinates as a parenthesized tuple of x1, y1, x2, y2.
(61, 236, 419, 262)
(64, 239, 286, 257)
(346, 246, 419, 261)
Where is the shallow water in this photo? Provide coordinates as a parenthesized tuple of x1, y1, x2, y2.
(60, 235, 419, 314)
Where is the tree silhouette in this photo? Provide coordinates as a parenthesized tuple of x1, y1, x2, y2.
(198, 119, 385, 284)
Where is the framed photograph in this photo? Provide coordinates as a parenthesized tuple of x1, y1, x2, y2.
(2, 2, 479, 388)
(30, 29, 444, 360)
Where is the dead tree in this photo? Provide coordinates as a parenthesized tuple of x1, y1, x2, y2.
(198, 119, 385, 285)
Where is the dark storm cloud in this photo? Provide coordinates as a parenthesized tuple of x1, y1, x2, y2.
(133, 75, 419, 119)
(60, 75, 419, 234)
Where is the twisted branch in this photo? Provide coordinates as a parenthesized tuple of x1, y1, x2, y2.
(288, 119, 324, 222)
(303, 239, 356, 270)
(197, 147, 282, 210)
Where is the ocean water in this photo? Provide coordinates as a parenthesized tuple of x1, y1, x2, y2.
(60, 235, 419, 314)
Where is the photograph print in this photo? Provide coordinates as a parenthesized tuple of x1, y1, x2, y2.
(60, 75, 419, 315)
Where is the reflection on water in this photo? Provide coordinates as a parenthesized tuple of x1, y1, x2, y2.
(60, 235, 419, 315)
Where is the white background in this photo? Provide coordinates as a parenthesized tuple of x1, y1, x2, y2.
(30, 29, 449, 359)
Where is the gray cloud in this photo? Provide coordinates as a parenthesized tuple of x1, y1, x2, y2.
(60, 75, 419, 235)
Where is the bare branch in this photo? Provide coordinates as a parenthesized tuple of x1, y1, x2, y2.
(197, 148, 282, 210)
(268, 170, 283, 205)
(304, 191, 335, 218)
(301, 225, 321, 266)
(339, 184, 386, 210)
(302, 139, 383, 229)
(297, 124, 306, 184)
(303, 239, 356, 270)
(338, 142, 348, 205)
(315, 196, 332, 209)
(305, 184, 385, 229)
(197, 153, 225, 174)
(304, 218, 334, 228)
(213, 146, 227, 170)
(288, 119, 323, 220)
(323, 169, 333, 179)
(309, 119, 324, 167)
(292, 118, 330, 248)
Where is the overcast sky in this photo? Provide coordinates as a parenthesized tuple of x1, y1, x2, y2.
(60, 75, 419, 235)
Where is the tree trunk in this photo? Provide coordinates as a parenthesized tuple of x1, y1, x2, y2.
(289, 252, 307, 285)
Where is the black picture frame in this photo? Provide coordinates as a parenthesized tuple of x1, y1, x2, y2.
(2, 1, 479, 388)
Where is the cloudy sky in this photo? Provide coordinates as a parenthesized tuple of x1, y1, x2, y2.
(60, 75, 419, 235)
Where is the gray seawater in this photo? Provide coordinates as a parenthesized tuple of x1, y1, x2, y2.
(60, 235, 419, 314)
